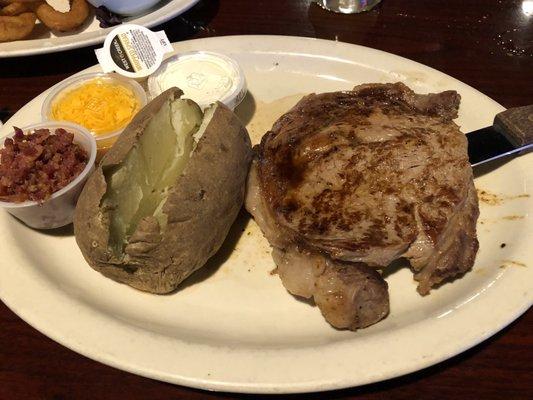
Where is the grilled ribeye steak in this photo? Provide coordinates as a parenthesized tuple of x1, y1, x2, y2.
(246, 82, 479, 330)
(247, 166, 389, 329)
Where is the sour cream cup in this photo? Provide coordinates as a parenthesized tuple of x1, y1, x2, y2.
(0, 122, 97, 229)
(41, 72, 147, 159)
(147, 51, 247, 110)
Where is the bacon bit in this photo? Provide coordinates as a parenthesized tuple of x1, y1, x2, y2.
(0, 127, 88, 203)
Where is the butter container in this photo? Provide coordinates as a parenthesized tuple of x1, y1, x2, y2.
(95, 24, 173, 80)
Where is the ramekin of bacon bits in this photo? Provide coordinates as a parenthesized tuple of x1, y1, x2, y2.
(0, 122, 96, 229)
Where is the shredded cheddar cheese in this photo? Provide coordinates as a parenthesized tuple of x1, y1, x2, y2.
(51, 78, 140, 136)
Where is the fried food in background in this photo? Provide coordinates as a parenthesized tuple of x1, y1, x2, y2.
(0, 2, 31, 16)
(0, 11, 36, 42)
(0, 0, 91, 42)
(35, 0, 89, 32)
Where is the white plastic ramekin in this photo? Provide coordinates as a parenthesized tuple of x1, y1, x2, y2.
(148, 51, 247, 110)
(41, 72, 147, 158)
(0, 122, 97, 229)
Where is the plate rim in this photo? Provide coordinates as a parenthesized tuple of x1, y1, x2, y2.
(0, 35, 531, 394)
(0, 0, 200, 58)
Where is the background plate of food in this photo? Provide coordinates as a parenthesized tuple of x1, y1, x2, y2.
(0, 0, 200, 57)
(0, 35, 531, 393)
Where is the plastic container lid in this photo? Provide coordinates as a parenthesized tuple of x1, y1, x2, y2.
(147, 51, 247, 110)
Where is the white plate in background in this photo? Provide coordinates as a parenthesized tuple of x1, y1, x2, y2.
(0, 0, 199, 57)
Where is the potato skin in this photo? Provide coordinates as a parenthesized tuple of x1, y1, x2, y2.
(74, 88, 253, 293)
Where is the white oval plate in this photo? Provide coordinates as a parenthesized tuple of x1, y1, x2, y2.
(0, 36, 531, 394)
(0, 0, 199, 58)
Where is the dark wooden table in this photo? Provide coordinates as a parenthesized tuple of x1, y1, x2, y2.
(1, 1, 531, 398)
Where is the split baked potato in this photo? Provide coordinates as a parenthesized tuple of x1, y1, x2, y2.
(74, 87, 252, 293)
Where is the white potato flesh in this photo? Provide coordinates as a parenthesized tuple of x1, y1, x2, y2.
(103, 98, 203, 254)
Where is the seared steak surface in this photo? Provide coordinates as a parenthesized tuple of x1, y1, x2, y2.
(247, 166, 389, 329)
(246, 82, 479, 330)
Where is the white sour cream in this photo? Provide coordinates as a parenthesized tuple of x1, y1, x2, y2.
(148, 52, 246, 110)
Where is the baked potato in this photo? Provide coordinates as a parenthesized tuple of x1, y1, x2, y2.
(74, 87, 252, 293)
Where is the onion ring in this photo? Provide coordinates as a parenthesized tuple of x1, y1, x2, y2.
(0, 0, 43, 5)
(0, 11, 36, 42)
(35, 0, 89, 32)
(0, 2, 32, 16)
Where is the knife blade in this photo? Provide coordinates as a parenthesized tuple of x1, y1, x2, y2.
(467, 104, 533, 167)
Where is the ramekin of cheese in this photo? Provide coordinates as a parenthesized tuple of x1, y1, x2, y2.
(41, 72, 147, 159)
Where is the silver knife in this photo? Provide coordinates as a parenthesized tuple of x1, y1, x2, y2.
(467, 105, 533, 167)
